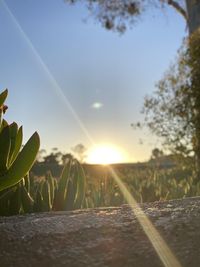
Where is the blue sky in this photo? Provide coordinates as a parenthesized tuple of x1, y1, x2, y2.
(0, 0, 186, 162)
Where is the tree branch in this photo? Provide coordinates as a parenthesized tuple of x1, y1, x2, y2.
(167, 0, 188, 21)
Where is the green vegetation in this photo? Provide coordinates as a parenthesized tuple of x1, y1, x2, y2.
(2, 157, 200, 216)
(1, 88, 200, 217)
(83, 163, 200, 207)
(0, 158, 86, 215)
(0, 89, 40, 192)
(0, 90, 85, 216)
(31, 146, 200, 208)
(133, 30, 200, 181)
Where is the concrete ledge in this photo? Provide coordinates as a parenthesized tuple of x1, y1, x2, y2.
(0, 197, 200, 267)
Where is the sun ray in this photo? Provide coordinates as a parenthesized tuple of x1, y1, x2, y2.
(108, 166, 182, 267)
(1, 0, 94, 145)
(2, 2, 182, 266)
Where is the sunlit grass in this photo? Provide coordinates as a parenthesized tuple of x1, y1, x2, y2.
(108, 166, 182, 267)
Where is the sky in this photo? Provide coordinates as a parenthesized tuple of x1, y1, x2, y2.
(0, 0, 186, 163)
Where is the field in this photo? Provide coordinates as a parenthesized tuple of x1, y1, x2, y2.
(32, 159, 200, 208)
(1, 157, 200, 216)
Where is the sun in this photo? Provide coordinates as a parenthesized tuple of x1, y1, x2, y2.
(86, 144, 126, 165)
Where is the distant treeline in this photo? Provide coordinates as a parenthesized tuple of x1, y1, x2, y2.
(31, 161, 176, 179)
(32, 148, 194, 180)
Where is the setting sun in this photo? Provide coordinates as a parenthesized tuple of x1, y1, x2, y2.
(86, 144, 126, 165)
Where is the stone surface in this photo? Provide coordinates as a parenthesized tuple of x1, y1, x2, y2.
(0, 197, 200, 267)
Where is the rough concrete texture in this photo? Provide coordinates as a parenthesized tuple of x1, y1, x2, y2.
(0, 197, 200, 267)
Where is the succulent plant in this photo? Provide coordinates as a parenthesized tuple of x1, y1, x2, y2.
(0, 89, 40, 192)
(53, 159, 86, 211)
(0, 89, 87, 215)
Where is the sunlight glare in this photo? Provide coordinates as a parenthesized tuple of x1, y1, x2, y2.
(87, 144, 125, 164)
(109, 166, 182, 267)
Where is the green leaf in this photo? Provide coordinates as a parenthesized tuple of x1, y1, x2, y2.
(0, 132, 40, 191)
(0, 126, 11, 174)
(0, 89, 8, 107)
(53, 161, 71, 210)
(74, 161, 86, 209)
(46, 172, 55, 207)
(9, 126, 23, 165)
(0, 186, 16, 215)
(42, 180, 51, 211)
(8, 122, 18, 166)
(9, 184, 21, 215)
(0, 119, 8, 132)
(64, 179, 76, 211)
(21, 185, 34, 213)
(33, 190, 43, 212)
(23, 174, 30, 192)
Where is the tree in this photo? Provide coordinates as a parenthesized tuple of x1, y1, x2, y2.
(142, 28, 200, 175)
(71, 143, 87, 163)
(36, 149, 47, 162)
(66, 1, 199, 33)
(140, 40, 194, 156)
(186, 0, 200, 34)
(151, 148, 164, 160)
(61, 153, 74, 165)
(187, 28, 200, 176)
(149, 148, 165, 167)
(43, 148, 62, 165)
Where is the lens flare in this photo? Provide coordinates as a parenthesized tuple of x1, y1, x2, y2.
(1, 0, 94, 145)
(2, 2, 182, 266)
(108, 166, 182, 267)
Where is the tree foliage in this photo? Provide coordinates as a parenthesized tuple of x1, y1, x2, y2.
(141, 39, 192, 155)
(65, 0, 187, 33)
(151, 148, 164, 160)
(138, 30, 200, 158)
(187, 29, 200, 169)
(71, 143, 87, 163)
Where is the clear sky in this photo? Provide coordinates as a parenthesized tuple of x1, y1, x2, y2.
(0, 0, 186, 163)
